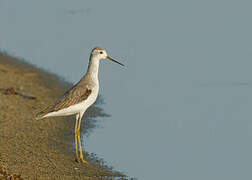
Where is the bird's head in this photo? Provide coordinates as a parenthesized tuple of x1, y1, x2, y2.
(91, 47, 124, 66)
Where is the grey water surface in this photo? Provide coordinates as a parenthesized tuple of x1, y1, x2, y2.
(1, 0, 252, 179)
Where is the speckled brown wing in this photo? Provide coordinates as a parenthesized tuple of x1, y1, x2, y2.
(35, 84, 92, 119)
(53, 86, 92, 111)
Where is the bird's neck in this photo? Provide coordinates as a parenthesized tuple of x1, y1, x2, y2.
(86, 55, 100, 81)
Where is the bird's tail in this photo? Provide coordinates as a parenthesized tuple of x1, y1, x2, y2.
(35, 111, 47, 120)
(35, 104, 54, 120)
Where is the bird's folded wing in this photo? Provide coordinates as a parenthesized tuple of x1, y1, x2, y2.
(36, 85, 92, 119)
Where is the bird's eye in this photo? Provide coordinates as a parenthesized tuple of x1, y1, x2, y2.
(100, 51, 103, 54)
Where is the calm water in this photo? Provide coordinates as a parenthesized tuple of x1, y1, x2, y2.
(1, 0, 252, 179)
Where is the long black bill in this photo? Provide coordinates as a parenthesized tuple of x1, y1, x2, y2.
(106, 56, 124, 66)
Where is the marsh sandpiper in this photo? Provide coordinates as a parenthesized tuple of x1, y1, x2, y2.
(36, 47, 124, 163)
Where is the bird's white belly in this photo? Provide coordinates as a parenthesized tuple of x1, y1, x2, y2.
(44, 87, 99, 117)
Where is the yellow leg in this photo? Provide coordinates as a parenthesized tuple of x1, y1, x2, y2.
(75, 114, 79, 162)
(77, 112, 87, 163)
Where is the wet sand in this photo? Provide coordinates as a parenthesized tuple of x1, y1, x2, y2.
(0, 52, 125, 179)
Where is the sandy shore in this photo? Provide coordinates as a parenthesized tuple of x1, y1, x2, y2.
(0, 52, 125, 180)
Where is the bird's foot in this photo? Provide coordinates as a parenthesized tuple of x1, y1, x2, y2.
(80, 157, 87, 163)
